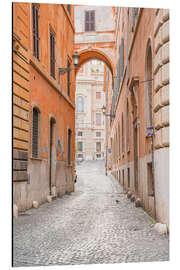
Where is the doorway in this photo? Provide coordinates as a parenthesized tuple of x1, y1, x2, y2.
(133, 118, 138, 193)
(49, 118, 56, 195)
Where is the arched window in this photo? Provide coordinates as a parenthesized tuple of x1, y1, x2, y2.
(32, 107, 39, 157)
(76, 96, 84, 112)
(145, 41, 153, 128)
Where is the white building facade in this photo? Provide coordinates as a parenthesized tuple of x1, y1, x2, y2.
(75, 60, 106, 161)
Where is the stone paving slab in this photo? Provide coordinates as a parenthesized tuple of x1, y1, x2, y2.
(13, 160, 169, 267)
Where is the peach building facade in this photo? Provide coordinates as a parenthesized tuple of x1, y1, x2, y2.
(13, 3, 76, 212)
(106, 7, 169, 228)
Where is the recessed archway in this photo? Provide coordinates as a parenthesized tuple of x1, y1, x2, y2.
(75, 48, 115, 80)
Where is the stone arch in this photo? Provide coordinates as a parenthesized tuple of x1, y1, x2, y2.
(75, 48, 115, 78)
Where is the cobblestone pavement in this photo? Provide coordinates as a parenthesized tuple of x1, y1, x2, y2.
(13, 160, 169, 267)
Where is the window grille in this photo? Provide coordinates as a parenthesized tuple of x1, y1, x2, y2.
(32, 108, 39, 157)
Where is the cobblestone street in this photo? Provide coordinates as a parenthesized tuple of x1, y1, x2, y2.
(13, 160, 169, 267)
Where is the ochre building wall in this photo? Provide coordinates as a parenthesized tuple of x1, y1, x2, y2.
(13, 3, 76, 212)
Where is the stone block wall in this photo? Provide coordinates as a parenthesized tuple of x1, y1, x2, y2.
(154, 9, 169, 149)
(13, 3, 30, 210)
(153, 9, 169, 227)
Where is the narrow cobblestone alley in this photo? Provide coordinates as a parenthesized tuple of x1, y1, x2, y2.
(13, 160, 169, 267)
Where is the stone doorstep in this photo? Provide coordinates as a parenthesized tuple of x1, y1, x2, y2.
(153, 223, 168, 235)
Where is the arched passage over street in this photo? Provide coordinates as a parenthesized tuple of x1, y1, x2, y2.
(75, 49, 115, 80)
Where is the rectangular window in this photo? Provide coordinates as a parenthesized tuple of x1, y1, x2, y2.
(78, 131, 83, 136)
(96, 154, 101, 158)
(96, 92, 101, 99)
(85, 10, 95, 32)
(32, 4, 39, 60)
(96, 132, 101, 137)
(96, 113, 101, 125)
(50, 30, 55, 79)
(32, 108, 39, 157)
(67, 59, 71, 96)
(77, 142, 83, 152)
(96, 142, 101, 152)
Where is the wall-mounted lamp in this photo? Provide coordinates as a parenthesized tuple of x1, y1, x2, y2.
(102, 105, 115, 118)
(58, 51, 80, 75)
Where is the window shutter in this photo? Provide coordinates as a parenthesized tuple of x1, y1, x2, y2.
(67, 59, 71, 96)
(35, 7, 39, 59)
(131, 8, 135, 31)
(91, 10, 95, 31)
(32, 109, 38, 157)
(85, 11, 89, 31)
(32, 5, 36, 56)
(50, 32, 55, 78)
(52, 35, 55, 78)
(50, 34, 53, 76)
(85, 10, 95, 31)
(126, 9, 129, 82)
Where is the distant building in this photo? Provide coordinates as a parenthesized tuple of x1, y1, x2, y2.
(75, 60, 106, 161)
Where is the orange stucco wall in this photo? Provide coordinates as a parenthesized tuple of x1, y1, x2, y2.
(13, 3, 76, 211)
